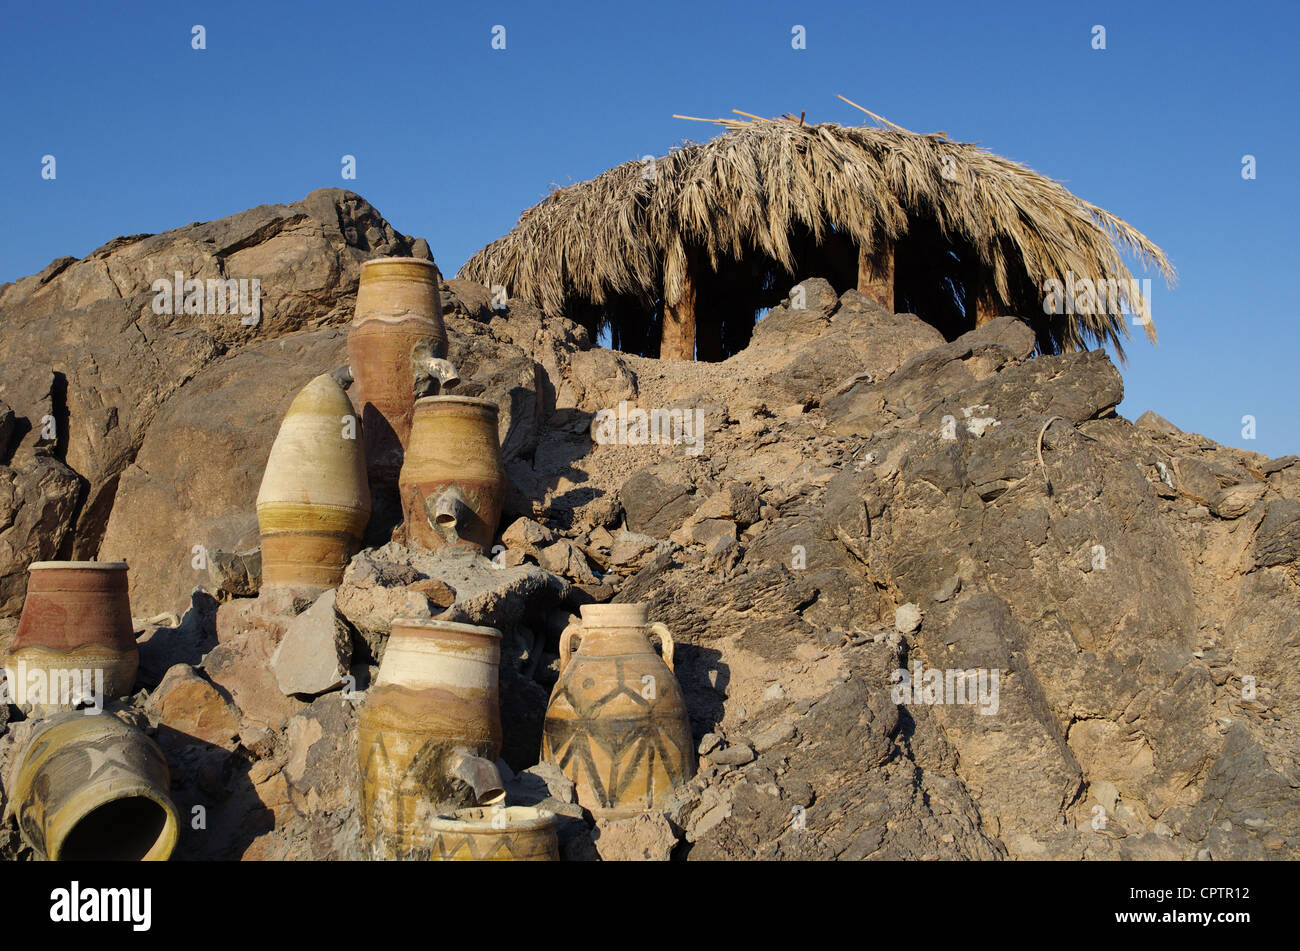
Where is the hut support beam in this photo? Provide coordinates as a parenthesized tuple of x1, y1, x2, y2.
(857, 243, 895, 312)
(974, 279, 1000, 327)
(661, 267, 697, 361)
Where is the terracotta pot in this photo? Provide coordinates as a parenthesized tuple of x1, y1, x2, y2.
(358, 618, 505, 859)
(541, 603, 696, 818)
(348, 257, 452, 531)
(399, 396, 505, 553)
(427, 806, 559, 861)
(5, 561, 137, 706)
(13, 712, 180, 861)
(256, 372, 370, 590)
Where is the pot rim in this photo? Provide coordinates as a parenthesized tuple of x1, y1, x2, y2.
(413, 395, 499, 411)
(427, 805, 556, 834)
(579, 602, 651, 625)
(47, 782, 180, 862)
(28, 561, 129, 571)
(360, 256, 438, 271)
(390, 617, 503, 640)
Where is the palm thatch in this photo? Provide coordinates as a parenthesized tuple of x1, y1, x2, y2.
(460, 100, 1175, 361)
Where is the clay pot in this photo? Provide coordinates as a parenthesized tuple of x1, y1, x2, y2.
(256, 373, 370, 590)
(5, 561, 138, 707)
(357, 618, 505, 859)
(541, 603, 696, 818)
(349, 257, 449, 447)
(349, 257, 454, 535)
(427, 806, 559, 861)
(399, 396, 505, 553)
(13, 712, 180, 861)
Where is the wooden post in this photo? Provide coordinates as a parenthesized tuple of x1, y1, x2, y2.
(661, 258, 696, 361)
(857, 242, 895, 312)
(973, 278, 1000, 327)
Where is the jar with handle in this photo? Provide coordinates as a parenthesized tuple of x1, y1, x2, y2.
(541, 603, 695, 818)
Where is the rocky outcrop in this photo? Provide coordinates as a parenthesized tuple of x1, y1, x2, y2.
(0, 454, 82, 615)
(1, 196, 1297, 863)
(98, 328, 351, 612)
(0, 189, 418, 613)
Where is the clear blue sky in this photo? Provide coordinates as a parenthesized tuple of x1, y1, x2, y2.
(2, 0, 1296, 456)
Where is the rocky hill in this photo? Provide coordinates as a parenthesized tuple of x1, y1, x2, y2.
(1, 189, 1297, 861)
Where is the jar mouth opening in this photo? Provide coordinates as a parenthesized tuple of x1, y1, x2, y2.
(52, 787, 180, 862)
(28, 561, 128, 571)
(413, 395, 498, 411)
(579, 603, 651, 625)
(360, 256, 437, 270)
(390, 617, 503, 640)
(428, 806, 556, 833)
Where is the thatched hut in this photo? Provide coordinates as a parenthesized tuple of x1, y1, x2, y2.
(460, 101, 1174, 362)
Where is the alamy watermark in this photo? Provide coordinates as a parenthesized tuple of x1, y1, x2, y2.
(1041, 271, 1151, 324)
(1, 662, 104, 714)
(890, 661, 1000, 715)
(152, 270, 261, 325)
(592, 401, 705, 456)
(50, 881, 151, 931)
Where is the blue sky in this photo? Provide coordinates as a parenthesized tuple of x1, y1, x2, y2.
(2, 0, 1296, 456)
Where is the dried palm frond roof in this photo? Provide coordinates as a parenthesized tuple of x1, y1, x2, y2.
(459, 98, 1175, 358)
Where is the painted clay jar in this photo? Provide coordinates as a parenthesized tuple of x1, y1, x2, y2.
(256, 373, 370, 590)
(5, 561, 138, 706)
(427, 806, 559, 861)
(357, 618, 505, 860)
(398, 396, 505, 553)
(541, 603, 696, 818)
(13, 712, 180, 861)
(348, 257, 450, 517)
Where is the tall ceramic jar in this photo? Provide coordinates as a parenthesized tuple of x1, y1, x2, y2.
(348, 257, 449, 536)
(541, 603, 696, 818)
(399, 396, 505, 553)
(357, 618, 505, 860)
(427, 806, 559, 861)
(4, 561, 138, 707)
(256, 372, 370, 592)
(13, 712, 180, 861)
(349, 257, 448, 450)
